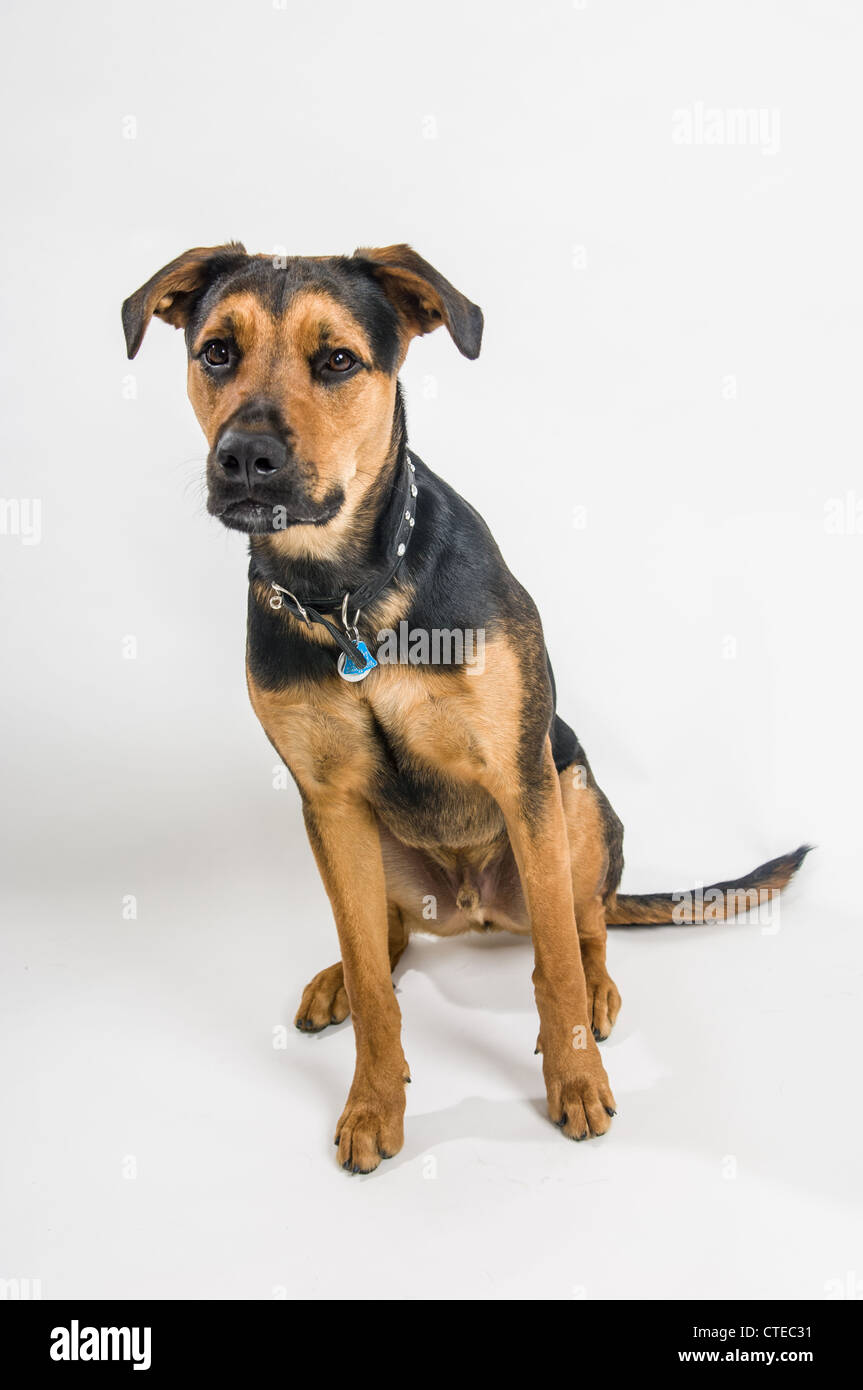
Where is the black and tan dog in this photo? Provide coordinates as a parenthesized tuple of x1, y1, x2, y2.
(123, 243, 808, 1173)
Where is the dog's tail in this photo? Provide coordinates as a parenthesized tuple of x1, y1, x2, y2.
(606, 844, 812, 927)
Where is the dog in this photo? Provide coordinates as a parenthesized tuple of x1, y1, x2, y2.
(122, 242, 809, 1173)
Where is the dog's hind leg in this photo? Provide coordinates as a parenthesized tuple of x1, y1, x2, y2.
(573, 894, 621, 1041)
(559, 766, 623, 1041)
(295, 905, 410, 1034)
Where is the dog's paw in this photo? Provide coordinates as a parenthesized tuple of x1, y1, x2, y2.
(295, 962, 350, 1033)
(585, 965, 621, 1041)
(335, 1082, 407, 1174)
(543, 1039, 617, 1142)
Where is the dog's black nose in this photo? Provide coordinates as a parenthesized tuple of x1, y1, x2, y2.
(216, 430, 287, 485)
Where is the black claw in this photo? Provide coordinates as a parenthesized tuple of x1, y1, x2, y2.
(298, 1017, 328, 1034)
(605, 1107, 617, 1117)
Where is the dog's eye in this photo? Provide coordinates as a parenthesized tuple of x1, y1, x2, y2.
(203, 340, 231, 367)
(325, 349, 356, 373)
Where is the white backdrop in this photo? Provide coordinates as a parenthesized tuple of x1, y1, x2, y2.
(1, 0, 861, 1300)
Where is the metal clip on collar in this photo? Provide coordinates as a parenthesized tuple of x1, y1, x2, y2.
(268, 583, 309, 623)
(341, 592, 362, 643)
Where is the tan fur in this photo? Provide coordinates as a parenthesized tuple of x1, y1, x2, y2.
(560, 774, 622, 1039)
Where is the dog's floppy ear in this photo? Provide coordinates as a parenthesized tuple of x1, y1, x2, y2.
(352, 244, 483, 360)
(121, 242, 248, 359)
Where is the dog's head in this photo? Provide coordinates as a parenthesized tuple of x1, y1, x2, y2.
(122, 244, 482, 545)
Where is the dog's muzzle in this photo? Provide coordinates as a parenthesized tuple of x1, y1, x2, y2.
(207, 429, 340, 533)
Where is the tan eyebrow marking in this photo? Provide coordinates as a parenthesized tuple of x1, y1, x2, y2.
(192, 291, 275, 356)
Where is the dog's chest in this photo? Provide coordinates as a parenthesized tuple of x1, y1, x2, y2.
(365, 674, 504, 848)
(247, 663, 505, 850)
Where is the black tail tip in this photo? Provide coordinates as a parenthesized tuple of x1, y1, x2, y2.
(789, 844, 815, 872)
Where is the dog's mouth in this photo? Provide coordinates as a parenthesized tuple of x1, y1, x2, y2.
(211, 496, 342, 534)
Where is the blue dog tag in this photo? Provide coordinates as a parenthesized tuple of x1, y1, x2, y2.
(337, 641, 378, 683)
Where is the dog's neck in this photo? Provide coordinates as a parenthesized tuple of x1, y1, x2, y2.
(247, 388, 409, 601)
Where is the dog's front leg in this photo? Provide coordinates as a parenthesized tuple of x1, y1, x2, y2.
(302, 793, 409, 1173)
(486, 740, 616, 1140)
